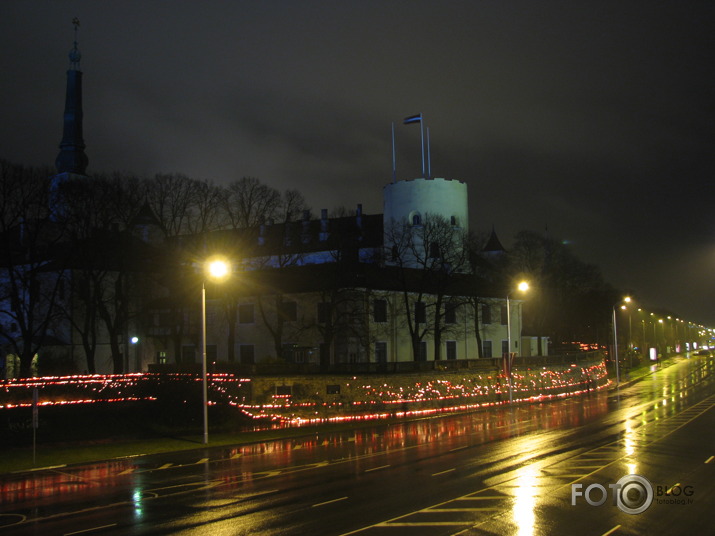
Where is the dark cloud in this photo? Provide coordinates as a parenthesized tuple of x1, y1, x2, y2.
(1, 0, 714, 324)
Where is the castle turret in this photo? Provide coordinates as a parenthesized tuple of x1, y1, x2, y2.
(383, 177, 468, 231)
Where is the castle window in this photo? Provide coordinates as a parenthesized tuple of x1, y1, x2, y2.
(450, 215, 457, 226)
(238, 304, 254, 324)
(374, 299, 387, 322)
(429, 241, 441, 258)
(317, 302, 330, 324)
(482, 304, 492, 324)
(415, 301, 426, 324)
(280, 301, 298, 321)
(445, 303, 457, 324)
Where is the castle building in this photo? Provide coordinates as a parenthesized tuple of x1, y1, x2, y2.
(2, 25, 547, 378)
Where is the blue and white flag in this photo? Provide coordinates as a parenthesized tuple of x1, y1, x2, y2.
(403, 114, 422, 124)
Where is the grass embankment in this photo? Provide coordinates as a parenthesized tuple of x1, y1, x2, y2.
(0, 400, 401, 475)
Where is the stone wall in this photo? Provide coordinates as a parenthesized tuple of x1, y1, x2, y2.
(238, 354, 608, 422)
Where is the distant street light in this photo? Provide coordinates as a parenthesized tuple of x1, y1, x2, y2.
(612, 296, 631, 386)
(201, 257, 230, 445)
(507, 281, 529, 403)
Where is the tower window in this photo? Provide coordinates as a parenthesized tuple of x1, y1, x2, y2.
(411, 213, 421, 226)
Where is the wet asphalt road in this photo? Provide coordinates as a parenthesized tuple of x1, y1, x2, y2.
(0, 355, 713, 535)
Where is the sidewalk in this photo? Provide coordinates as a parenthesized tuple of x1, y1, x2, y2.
(608, 354, 684, 390)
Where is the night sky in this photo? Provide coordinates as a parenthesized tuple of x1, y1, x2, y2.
(2, 1, 714, 325)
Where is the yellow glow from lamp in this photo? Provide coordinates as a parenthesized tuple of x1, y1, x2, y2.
(517, 281, 530, 292)
(206, 258, 230, 280)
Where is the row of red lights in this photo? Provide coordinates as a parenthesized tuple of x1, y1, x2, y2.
(1, 364, 607, 422)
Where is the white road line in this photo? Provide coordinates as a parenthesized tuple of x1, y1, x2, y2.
(312, 496, 349, 507)
(705, 455, 714, 464)
(432, 468, 456, 476)
(378, 521, 471, 527)
(18, 464, 66, 473)
(63, 524, 117, 536)
(601, 525, 621, 536)
(427, 507, 502, 512)
(365, 465, 390, 473)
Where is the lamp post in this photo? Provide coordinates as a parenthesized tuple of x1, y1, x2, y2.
(201, 258, 230, 445)
(506, 281, 529, 403)
(612, 296, 631, 386)
(131, 336, 139, 372)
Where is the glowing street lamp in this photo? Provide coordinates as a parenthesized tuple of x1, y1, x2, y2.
(507, 281, 529, 403)
(201, 256, 230, 445)
(612, 296, 631, 387)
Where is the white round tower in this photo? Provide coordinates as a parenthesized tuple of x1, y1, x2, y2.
(383, 177, 468, 231)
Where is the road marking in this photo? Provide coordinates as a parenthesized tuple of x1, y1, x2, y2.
(427, 507, 502, 512)
(378, 522, 472, 527)
(365, 464, 390, 473)
(293, 444, 303, 449)
(158, 463, 173, 470)
(432, 468, 456, 476)
(449, 446, 467, 452)
(118, 468, 136, 475)
(195, 458, 209, 464)
(457, 496, 510, 500)
(705, 456, 714, 464)
(230, 452, 242, 459)
(313, 496, 349, 507)
(63, 524, 117, 536)
(17, 464, 66, 473)
(601, 525, 621, 536)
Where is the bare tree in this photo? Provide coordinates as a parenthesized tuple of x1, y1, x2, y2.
(0, 161, 67, 377)
(222, 177, 282, 229)
(143, 173, 224, 237)
(383, 213, 470, 361)
(280, 189, 310, 223)
(506, 230, 616, 353)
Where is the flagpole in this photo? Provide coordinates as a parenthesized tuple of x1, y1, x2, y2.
(419, 114, 425, 177)
(403, 113, 425, 178)
(426, 127, 431, 179)
(391, 122, 396, 183)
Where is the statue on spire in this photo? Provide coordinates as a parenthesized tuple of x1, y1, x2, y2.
(69, 17, 81, 70)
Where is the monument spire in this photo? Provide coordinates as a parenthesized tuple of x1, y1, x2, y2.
(55, 17, 88, 175)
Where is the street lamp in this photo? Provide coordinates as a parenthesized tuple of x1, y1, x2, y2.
(507, 281, 529, 403)
(612, 296, 631, 386)
(201, 257, 230, 445)
(130, 336, 139, 372)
